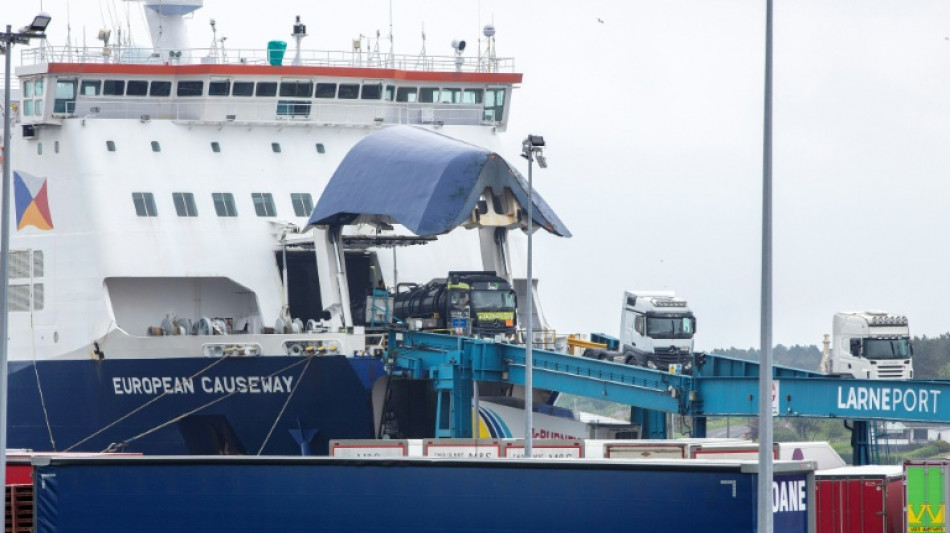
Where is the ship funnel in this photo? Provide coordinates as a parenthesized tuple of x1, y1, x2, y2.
(141, 0, 203, 59)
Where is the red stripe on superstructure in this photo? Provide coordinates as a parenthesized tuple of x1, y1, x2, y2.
(45, 63, 523, 83)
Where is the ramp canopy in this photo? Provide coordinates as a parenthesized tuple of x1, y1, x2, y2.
(307, 126, 570, 237)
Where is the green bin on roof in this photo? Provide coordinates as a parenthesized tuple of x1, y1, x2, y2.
(267, 40, 287, 66)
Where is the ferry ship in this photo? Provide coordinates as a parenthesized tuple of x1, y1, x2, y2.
(1, 0, 575, 455)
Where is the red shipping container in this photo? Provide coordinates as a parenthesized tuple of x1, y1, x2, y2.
(816, 466, 904, 533)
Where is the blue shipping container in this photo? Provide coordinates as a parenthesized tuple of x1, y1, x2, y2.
(32, 456, 814, 532)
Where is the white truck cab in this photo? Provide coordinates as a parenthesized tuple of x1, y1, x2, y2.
(619, 291, 696, 371)
(821, 311, 913, 380)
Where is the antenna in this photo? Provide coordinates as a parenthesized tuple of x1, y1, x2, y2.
(66, 0, 73, 62)
(388, 0, 394, 67)
(373, 29, 381, 65)
(417, 23, 427, 69)
(208, 18, 217, 59)
(207, 18, 228, 62)
(291, 15, 307, 66)
(477, 0, 482, 71)
(482, 23, 496, 73)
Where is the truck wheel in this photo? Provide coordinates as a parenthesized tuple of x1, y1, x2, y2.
(635, 353, 650, 368)
(623, 352, 636, 366)
(581, 348, 597, 359)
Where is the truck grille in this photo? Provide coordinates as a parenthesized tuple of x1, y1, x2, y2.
(652, 348, 691, 368)
(874, 364, 908, 379)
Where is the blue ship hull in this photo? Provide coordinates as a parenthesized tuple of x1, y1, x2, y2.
(7, 356, 388, 455)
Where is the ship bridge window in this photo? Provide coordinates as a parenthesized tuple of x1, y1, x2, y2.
(360, 83, 382, 100)
(22, 78, 46, 117)
(173, 192, 198, 217)
(462, 89, 483, 104)
(209, 79, 231, 96)
(315, 83, 337, 99)
(54, 79, 77, 114)
(232, 82, 254, 97)
(384, 85, 395, 101)
(338, 83, 359, 99)
(483, 88, 507, 123)
(277, 100, 311, 117)
(33, 79, 45, 96)
(177, 81, 204, 97)
(291, 193, 314, 217)
(439, 88, 461, 104)
(255, 82, 278, 97)
(150, 81, 171, 97)
(132, 192, 158, 217)
(127, 80, 148, 96)
(419, 87, 439, 103)
(80, 80, 101, 96)
(280, 80, 313, 97)
(212, 192, 237, 217)
(103, 80, 125, 96)
(252, 193, 276, 217)
(395, 87, 417, 102)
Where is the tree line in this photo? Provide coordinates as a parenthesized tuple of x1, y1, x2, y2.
(710, 333, 950, 379)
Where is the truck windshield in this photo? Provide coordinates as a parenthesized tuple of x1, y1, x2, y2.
(471, 290, 516, 310)
(863, 338, 912, 360)
(646, 317, 695, 339)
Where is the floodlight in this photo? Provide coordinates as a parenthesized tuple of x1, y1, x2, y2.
(28, 13, 52, 33)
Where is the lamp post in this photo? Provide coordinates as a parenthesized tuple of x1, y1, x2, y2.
(520, 134, 546, 459)
(1, 13, 51, 529)
(757, 1, 774, 532)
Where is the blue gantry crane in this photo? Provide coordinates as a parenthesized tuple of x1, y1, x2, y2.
(388, 331, 950, 464)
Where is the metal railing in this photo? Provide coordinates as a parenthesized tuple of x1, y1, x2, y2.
(19, 45, 516, 74)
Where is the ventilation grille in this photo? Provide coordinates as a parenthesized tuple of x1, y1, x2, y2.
(8, 285, 30, 312)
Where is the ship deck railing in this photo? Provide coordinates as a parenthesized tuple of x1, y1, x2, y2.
(18, 45, 517, 74)
(28, 98, 496, 126)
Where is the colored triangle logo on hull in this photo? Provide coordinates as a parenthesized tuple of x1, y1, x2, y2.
(14, 171, 53, 231)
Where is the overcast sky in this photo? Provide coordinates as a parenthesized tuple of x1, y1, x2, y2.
(7, 0, 950, 351)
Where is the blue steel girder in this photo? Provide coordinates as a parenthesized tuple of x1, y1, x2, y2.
(389, 332, 506, 382)
(696, 377, 950, 423)
(387, 332, 950, 424)
(389, 331, 695, 415)
(697, 353, 824, 379)
(500, 344, 691, 414)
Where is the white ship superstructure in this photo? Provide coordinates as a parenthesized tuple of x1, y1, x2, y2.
(0, 1, 548, 455)
(7, 1, 521, 364)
